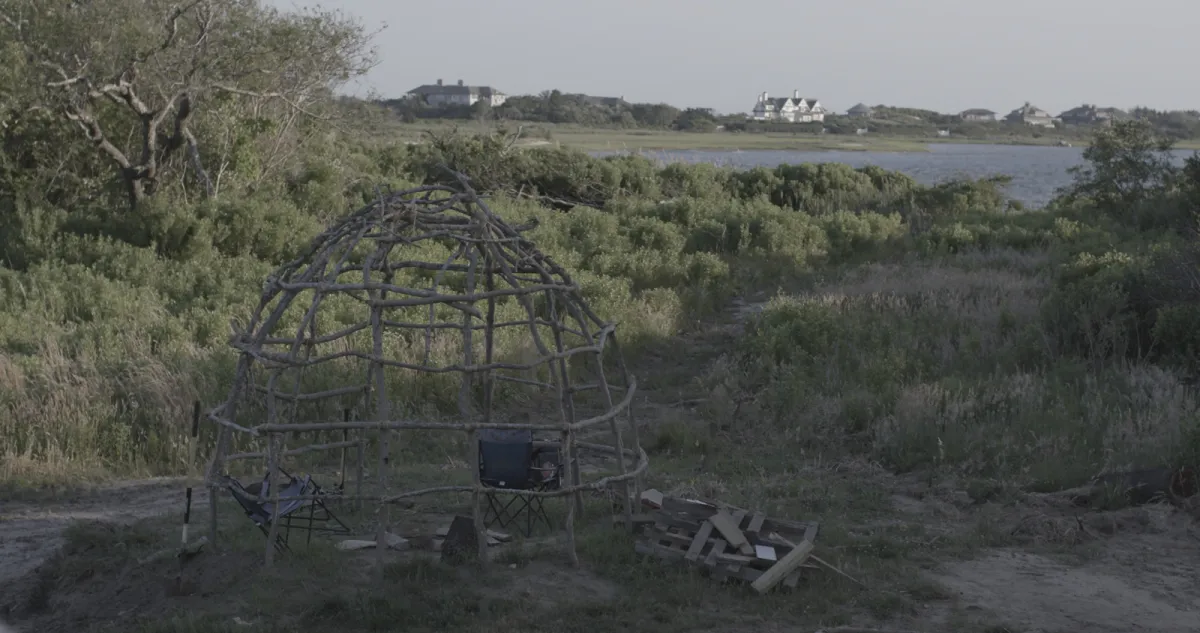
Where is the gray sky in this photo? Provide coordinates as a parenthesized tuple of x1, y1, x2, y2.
(270, 0, 1197, 116)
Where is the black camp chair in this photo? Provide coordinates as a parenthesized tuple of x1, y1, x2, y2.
(478, 429, 562, 537)
(226, 468, 351, 552)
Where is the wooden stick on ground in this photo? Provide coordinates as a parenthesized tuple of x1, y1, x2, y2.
(751, 539, 814, 593)
(770, 532, 866, 588)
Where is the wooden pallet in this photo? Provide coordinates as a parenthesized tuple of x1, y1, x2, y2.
(633, 499, 820, 589)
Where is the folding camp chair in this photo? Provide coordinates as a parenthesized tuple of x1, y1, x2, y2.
(225, 467, 351, 552)
(478, 429, 563, 537)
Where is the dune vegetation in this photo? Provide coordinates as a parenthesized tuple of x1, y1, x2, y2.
(4, 2, 1200, 632)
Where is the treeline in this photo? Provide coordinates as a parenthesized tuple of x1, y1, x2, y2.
(382, 90, 734, 131)
(389, 91, 1200, 141)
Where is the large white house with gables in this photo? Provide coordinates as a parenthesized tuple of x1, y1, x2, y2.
(750, 91, 827, 123)
(406, 79, 508, 107)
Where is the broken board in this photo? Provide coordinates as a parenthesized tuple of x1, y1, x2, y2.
(633, 500, 820, 589)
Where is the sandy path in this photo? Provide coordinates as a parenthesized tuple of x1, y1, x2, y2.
(0, 478, 208, 587)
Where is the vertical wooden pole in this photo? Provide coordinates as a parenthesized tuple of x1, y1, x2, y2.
(263, 432, 282, 567)
(545, 291, 580, 566)
(339, 408, 349, 492)
(610, 336, 644, 502)
(207, 355, 253, 551)
(482, 243, 500, 563)
(461, 242, 488, 565)
(183, 401, 201, 545)
(355, 417, 366, 513)
(591, 340, 633, 530)
(369, 257, 391, 564)
(546, 291, 584, 517)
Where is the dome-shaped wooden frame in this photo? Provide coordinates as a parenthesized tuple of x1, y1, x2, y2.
(203, 182, 647, 565)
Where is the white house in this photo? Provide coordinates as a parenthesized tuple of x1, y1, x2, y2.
(1005, 102, 1056, 128)
(406, 79, 508, 107)
(750, 91, 826, 123)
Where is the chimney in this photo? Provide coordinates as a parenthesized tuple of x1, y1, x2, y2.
(436, 78, 443, 86)
(793, 89, 799, 99)
(763, 92, 769, 101)
(457, 79, 464, 86)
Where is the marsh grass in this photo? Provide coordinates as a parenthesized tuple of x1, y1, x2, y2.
(3, 156, 1013, 487)
(373, 119, 935, 153)
(736, 255, 1200, 492)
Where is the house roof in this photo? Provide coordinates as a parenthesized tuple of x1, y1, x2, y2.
(1060, 105, 1129, 120)
(1009, 104, 1052, 117)
(1059, 105, 1093, 116)
(757, 96, 823, 111)
(407, 83, 505, 98)
(848, 103, 873, 112)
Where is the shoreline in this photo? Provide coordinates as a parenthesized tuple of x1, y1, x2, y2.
(384, 121, 1200, 153)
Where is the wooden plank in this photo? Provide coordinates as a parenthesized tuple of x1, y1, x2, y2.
(751, 539, 814, 594)
(731, 509, 748, 529)
(658, 496, 720, 520)
(611, 513, 656, 529)
(709, 510, 756, 556)
(645, 509, 709, 532)
(746, 512, 766, 536)
(763, 516, 816, 537)
(705, 540, 729, 582)
(803, 521, 819, 543)
(635, 541, 686, 562)
(716, 552, 757, 564)
(640, 489, 664, 509)
(724, 514, 745, 579)
(784, 569, 802, 588)
(655, 531, 697, 548)
(685, 521, 714, 562)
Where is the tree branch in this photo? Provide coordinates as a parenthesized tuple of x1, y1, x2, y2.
(210, 84, 330, 121)
(62, 108, 132, 170)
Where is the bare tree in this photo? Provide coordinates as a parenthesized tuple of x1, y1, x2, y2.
(0, 0, 378, 210)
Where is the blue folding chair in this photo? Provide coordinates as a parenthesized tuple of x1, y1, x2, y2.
(479, 429, 562, 537)
(225, 468, 351, 552)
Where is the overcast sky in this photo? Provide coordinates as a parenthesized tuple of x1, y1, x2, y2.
(269, 0, 1198, 116)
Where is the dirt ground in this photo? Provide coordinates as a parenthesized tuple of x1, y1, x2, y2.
(0, 478, 208, 587)
(3, 473, 1199, 632)
(4, 298, 1200, 632)
(891, 485, 1200, 633)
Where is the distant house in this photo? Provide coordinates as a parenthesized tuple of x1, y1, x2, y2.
(1005, 103, 1056, 127)
(406, 79, 507, 107)
(847, 103, 874, 118)
(1058, 104, 1127, 126)
(750, 90, 827, 123)
(959, 108, 997, 122)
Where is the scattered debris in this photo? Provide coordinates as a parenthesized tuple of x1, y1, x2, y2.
(137, 536, 208, 566)
(435, 526, 511, 547)
(1043, 466, 1198, 508)
(640, 489, 664, 509)
(629, 490, 856, 591)
(440, 515, 480, 565)
(335, 533, 409, 551)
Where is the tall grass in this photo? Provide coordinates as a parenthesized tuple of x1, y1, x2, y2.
(2, 132, 1196, 490)
(736, 255, 1200, 491)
